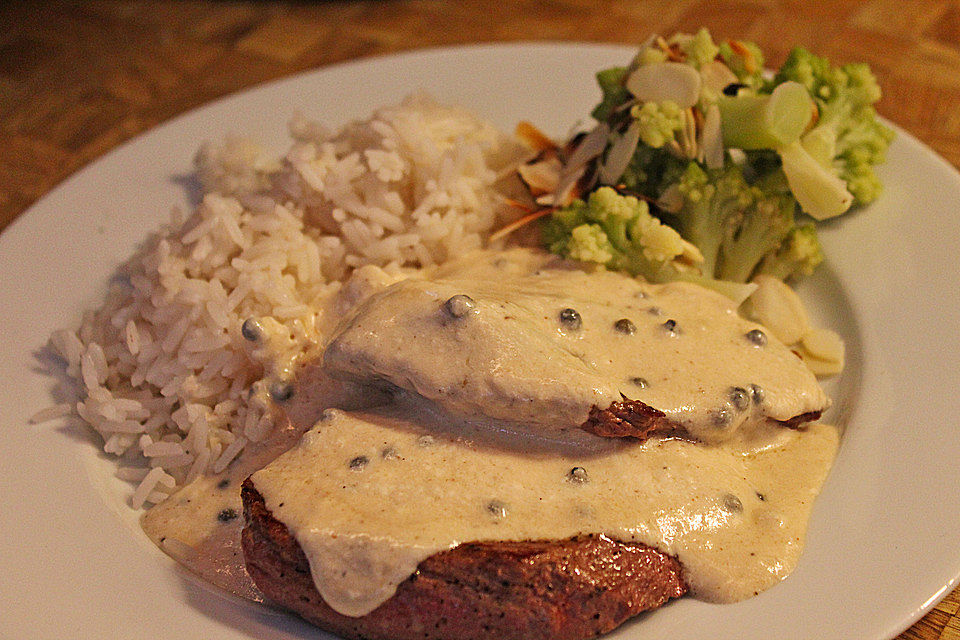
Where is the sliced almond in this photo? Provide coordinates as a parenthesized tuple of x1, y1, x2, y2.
(743, 274, 811, 345)
(599, 120, 641, 185)
(564, 122, 610, 171)
(699, 60, 739, 94)
(625, 62, 702, 109)
(678, 107, 698, 159)
(517, 156, 562, 196)
(515, 121, 557, 153)
(801, 327, 845, 364)
(544, 164, 586, 208)
(700, 103, 724, 169)
(727, 40, 758, 74)
(797, 349, 844, 377)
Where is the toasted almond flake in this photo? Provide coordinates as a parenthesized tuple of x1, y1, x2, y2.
(515, 121, 556, 153)
(700, 60, 740, 94)
(599, 120, 641, 185)
(701, 103, 724, 169)
(682, 107, 698, 159)
(517, 156, 562, 196)
(727, 40, 758, 74)
(549, 164, 586, 208)
(489, 207, 555, 242)
(564, 123, 610, 170)
(625, 62, 702, 109)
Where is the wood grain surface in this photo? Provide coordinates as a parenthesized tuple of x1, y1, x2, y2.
(2, 1, 959, 638)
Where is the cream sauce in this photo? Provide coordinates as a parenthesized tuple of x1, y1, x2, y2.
(140, 365, 388, 599)
(252, 403, 838, 616)
(323, 248, 828, 444)
(143, 247, 839, 621)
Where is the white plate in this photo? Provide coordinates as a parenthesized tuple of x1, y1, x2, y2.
(1, 42, 958, 640)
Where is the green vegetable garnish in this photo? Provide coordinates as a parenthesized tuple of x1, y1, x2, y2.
(530, 28, 891, 287)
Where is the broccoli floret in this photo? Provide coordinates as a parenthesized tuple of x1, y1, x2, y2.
(670, 162, 755, 277)
(635, 46, 668, 66)
(716, 177, 796, 282)
(718, 39, 765, 88)
(544, 186, 701, 282)
(617, 144, 687, 196)
(667, 162, 799, 283)
(672, 27, 720, 69)
(631, 100, 685, 148)
(756, 223, 824, 281)
(591, 67, 630, 122)
(773, 47, 894, 211)
(558, 34, 891, 292)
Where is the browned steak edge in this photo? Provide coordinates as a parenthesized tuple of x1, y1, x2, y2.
(777, 410, 823, 429)
(580, 399, 823, 442)
(580, 400, 680, 440)
(241, 480, 687, 640)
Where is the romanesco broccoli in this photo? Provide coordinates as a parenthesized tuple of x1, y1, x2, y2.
(718, 39, 765, 88)
(544, 187, 701, 283)
(773, 47, 894, 208)
(673, 27, 720, 69)
(591, 67, 630, 122)
(631, 101, 685, 148)
(756, 223, 824, 281)
(532, 30, 891, 289)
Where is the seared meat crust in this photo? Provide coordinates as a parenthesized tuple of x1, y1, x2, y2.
(241, 481, 686, 640)
(581, 400, 680, 440)
(581, 398, 823, 442)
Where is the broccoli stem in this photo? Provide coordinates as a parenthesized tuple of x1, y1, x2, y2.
(778, 140, 853, 219)
(718, 81, 813, 150)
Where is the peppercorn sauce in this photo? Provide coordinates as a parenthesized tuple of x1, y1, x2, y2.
(322, 248, 829, 444)
(142, 248, 839, 618)
(253, 403, 838, 616)
(251, 248, 838, 616)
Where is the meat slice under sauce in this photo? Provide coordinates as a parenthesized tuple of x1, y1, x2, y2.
(246, 404, 839, 616)
(322, 248, 829, 444)
(242, 480, 688, 640)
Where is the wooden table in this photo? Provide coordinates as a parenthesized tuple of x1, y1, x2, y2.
(2, 1, 958, 638)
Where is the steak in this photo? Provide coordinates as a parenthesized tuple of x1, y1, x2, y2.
(241, 480, 687, 640)
(582, 398, 823, 442)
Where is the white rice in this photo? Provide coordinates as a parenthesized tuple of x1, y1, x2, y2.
(46, 94, 525, 507)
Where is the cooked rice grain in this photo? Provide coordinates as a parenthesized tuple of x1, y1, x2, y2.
(46, 94, 524, 507)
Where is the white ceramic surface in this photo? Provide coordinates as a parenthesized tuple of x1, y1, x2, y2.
(1, 43, 958, 640)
